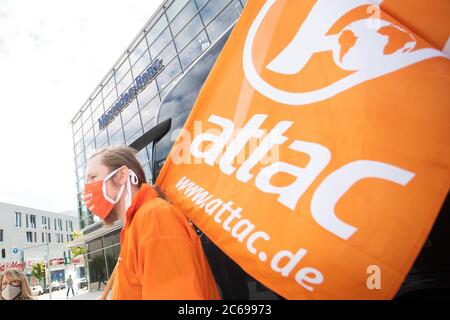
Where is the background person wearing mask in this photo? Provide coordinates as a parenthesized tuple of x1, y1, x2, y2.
(83, 146, 221, 300)
(0, 268, 34, 300)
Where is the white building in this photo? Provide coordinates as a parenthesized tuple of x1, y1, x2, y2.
(0, 202, 83, 287)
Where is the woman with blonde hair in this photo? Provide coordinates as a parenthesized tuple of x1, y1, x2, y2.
(0, 268, 34, 300)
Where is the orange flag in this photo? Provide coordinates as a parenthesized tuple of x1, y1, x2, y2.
(156, 0, 450, 299)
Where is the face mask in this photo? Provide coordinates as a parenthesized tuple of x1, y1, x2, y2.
(1, 284, 21, 300)
(83, 167, 139, 220)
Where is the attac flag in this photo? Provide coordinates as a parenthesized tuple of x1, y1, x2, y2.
(156, 0, 450, 299)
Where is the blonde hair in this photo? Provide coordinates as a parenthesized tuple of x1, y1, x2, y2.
(89, 146, 147, 186)
(0, 268, 34, 300)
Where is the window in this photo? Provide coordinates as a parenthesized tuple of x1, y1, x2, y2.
(26, 231, 33, 243)
(87, 250, 107, 291)
(42, 232, 45, 243)
(142, 162, 152, 184)
(30, 215, 36, 229)
(75, 150, 86, 169)
(54, 218, 57, 230)
(1, 249, 5, 259)
(106, 115, 123, 139)
(146, 13, 168, 47)
(178, 30, 209, 69)
(58, 219, 63, 231)
(174, 13, 205, 52)
(149, 27, 173, 59)
(0, 229, 3, 242)
(15, 212, 22, 227)
(205, 0, 242, 43)
(26, 214, 29, 228)
(124, 113, 143, 142)
(194, 0, 209, 7)
(47, 233, 51, 243)
(83, 126, 95, 146)
(115, 57, 132, 87)
(34, 232, 37, 243)
(121, 99, 140, 126)
(169, 0, 198, 36)
(102, 75, 116, 101)
(103, 89, 118, 114)
(87, 238, 103, 253)
(69, 221, 73, 232)
(109, 130, 125, 146)
(200, 0, 233, 26)
(103, 230, 120, 248)
(41, 216, 46, 229)
(105, 245, 121, 280)
(153, 28, 232, 179)
(95, 128, 109, 149)
(131, 45, 152, 81)
(167, 0, 190, 22)
(130, 35, 150, 67)
(137, 81, 159, 112)
(116, 71, 134, 97)
(136, 147, 150, 167)
(66, 220, 68, 232)
(155, 57, 182, 95)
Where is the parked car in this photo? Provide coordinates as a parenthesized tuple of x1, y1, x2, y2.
(78, 277, 88, 290)
(43, 281, 61, 293)
(30, 285, 43, 296)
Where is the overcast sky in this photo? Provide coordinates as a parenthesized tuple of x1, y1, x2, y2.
(0, 0, 164, 216)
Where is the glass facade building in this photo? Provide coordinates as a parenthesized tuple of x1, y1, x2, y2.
(70, 0, 247, 291)
(71, 0, 246, 230)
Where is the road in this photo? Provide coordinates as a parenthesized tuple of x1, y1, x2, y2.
(35, 288, 104, 300)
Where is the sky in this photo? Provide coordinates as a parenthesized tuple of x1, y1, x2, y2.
(0, 0, 164, 216)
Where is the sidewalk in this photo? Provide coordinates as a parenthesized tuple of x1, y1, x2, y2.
(68, 289, 104, 300)
(36, 288, 110, 300)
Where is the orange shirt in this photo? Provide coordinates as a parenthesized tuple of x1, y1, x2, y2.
(111, 183, 221, 300)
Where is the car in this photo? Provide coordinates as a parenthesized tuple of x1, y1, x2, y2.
(30, 285, 43, 296)
(43, 281, 61, 293)
(59, 282, 66, 290)
(52, 281, 61, 290)
(77, 277, 88, 290)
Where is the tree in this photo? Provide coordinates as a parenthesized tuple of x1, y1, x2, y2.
(69, 230, 85, 257)
(31, 262, 46, 286)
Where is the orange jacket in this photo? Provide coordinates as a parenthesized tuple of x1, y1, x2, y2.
(111, 183, 221, 300)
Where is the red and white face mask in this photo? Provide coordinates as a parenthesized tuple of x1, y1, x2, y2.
(83, 167, 139, 220)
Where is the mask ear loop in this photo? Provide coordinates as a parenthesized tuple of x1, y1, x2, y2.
(102, 167, 125, 204)
(125, 170, 139, 211)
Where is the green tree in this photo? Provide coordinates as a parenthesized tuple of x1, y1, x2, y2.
(69, 230, 85, 257)
(31, 262, 46, 286)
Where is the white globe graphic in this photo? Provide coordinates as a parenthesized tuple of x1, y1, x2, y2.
(332, 19, 417, 71)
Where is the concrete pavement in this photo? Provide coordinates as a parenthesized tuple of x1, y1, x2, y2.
(35, 288, 109, 300)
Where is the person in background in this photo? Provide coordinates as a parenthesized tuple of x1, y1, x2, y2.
(97, 271, 107, 290)
(83, 146, 220, 300)
(0, 268, 34, 300)
(66, 275, 75, 298)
